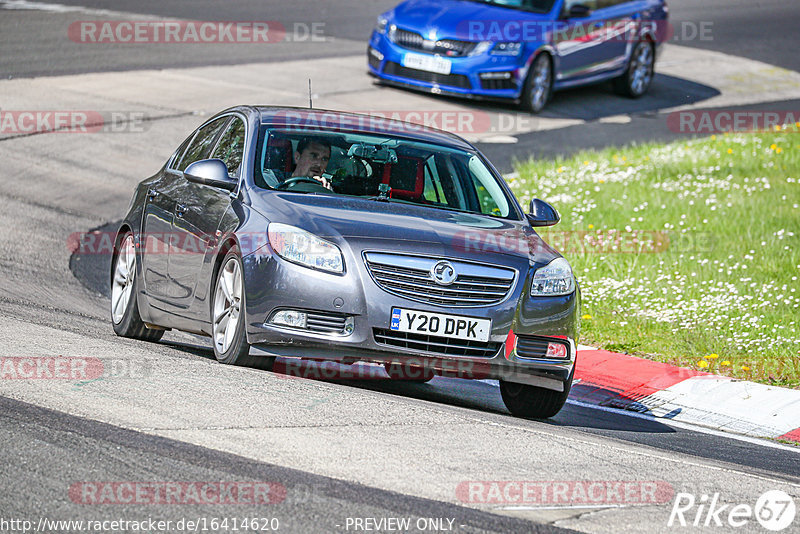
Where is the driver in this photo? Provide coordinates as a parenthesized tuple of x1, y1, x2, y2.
(288, 137, 333, 190)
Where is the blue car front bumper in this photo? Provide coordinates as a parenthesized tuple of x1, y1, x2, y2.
(367, 31, 530, 101)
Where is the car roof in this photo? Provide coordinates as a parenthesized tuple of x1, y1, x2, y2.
(249, 106, 476, 151)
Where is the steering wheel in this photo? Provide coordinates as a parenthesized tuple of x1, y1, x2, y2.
(276, 176, 328, 190)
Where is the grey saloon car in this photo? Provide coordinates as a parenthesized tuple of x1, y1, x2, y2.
(111, 106, 580, 418)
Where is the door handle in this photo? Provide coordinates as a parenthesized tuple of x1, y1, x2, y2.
(147, 188, 160, 200)
(175, 204, 187, 218)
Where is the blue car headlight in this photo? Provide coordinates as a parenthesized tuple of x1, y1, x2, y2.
(491, 42, 523, 56)
(268, 223, 344, 274)
(470, 41, 493, 56)
(531, 258, 575, 297)
(375, 15, 389, 34)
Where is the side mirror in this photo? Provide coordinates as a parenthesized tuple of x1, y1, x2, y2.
(527, 198, 561, 227)
(184, 159, 237, 191)
(565, 3, 592, 18)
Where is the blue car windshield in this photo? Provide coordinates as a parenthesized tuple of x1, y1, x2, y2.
(468, 0, 556, 14)
(253, 127, 518, 220)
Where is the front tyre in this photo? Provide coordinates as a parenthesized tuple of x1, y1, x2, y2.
(212, 248, 274, 370)
(520, 53, 553, 114)
(111, 232, 164, 342)
(614, 41, 655, 98)
(499, 370, 573, 419)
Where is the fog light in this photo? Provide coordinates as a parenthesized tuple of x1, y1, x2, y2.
(369, 47, 384, 61)
(546, 342, 568, 359)
(271, 310, 307, 329)
(479, 71, 513, 80)
(343, 316, 355, 335)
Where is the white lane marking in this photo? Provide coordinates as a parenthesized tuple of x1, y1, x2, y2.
(577, 344, 598, 351)
(566, 398, 800, 454)
(0, 0, 141, 16)
(496, 504, 625, 511)
(597, 115, 632, 124)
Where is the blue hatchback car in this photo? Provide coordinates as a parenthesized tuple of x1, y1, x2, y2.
(368, 0, 668, 112)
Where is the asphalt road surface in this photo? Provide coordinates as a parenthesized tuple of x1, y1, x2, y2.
(1, 1, 800, 533)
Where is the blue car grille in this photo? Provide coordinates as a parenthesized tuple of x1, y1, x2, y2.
(391, 28, 476, 57)
(383, 62, 472, 90)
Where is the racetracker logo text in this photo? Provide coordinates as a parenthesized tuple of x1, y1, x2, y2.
(68, 21, 325, 44)
(457, 481, 674, 505)
(68, 482, 286, 505)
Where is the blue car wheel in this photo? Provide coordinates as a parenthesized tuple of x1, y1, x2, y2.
(521, 53, 553, 114)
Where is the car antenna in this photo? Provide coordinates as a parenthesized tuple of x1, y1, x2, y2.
(308, 79, 313, 109)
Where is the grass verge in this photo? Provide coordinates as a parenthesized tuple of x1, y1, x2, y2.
(512, 126, 800, 388)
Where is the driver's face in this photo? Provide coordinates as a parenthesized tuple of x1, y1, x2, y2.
(293, 142, 331, 177)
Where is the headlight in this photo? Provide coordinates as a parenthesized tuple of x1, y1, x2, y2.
(531, 258, 575, 296)
(376, 15, 389, 34)
(267, 223, 344, 274)
(491, 42, 523, 56)
(469, 41, 493, 56)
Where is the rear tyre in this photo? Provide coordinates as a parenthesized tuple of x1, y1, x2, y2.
(613, 41, 655, 98)
(212, 248, 274, 371)
(110, 231, 164, 342)
(384, 362, 434, 383)
(499, 369, 573, 419)
(520, 53, 553, 114)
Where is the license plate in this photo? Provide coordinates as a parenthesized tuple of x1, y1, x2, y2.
(401, 52, 452, 75)
(390, 308, 491, 342)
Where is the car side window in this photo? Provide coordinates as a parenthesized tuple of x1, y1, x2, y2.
(211, 117, 246, 177)
(562, 0, 598, 15)
(596, 0, 625, 8)
(168, 134, 194, 171)
(177, 117, 229, 172)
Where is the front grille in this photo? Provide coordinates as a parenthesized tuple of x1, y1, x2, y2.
(374, 328, 501, 358)
(391, 28, 476, 57)
(364, 252, 515, 307)
(516, 335, 569, 360)
(306, 311, 349, 334)
(383, 61, 472, 90)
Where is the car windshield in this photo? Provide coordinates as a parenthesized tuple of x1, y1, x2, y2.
(466, 0, 556, 14)
(253, 127, 517, 219)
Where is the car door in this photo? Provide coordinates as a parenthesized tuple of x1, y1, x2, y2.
(168, 115, 245, 314)
(593, 0, 646, 73)
(141, 137, 191, 302)
(552, 0, 620, 82)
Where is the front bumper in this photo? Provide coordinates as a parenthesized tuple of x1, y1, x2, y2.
(367, 31, 527, 101)
(241, 246, 580, 391)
